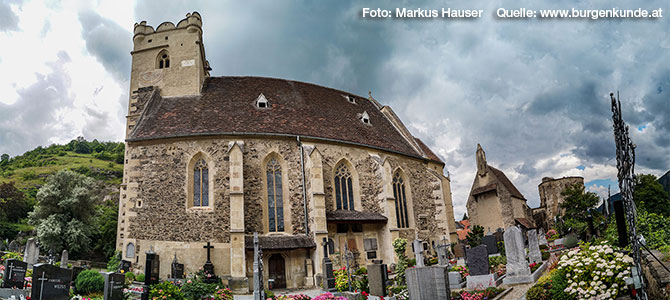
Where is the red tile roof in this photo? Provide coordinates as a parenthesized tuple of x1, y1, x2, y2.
(129, 76, 438, 162)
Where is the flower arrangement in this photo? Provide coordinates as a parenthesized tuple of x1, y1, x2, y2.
(149, 281, 185, 300)
(271, 294, 311, 300)
(557, 241, 632, 299)
(334, 267, 349, 292)
(449, 265, 469, 281)
(546, 229, 558, 242)
(311, 292, 347, 300)
(457, 287, 505, 300)
(211, 288, 233, 300)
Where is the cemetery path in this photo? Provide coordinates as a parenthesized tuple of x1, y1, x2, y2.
(499, 282, 533, 300)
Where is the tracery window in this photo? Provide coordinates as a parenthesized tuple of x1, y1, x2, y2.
(193, 159, 209, 207)
(157, 50, 170, 69)
(334, 163, 355, 210)
(393, 171, 410, 228)
(267, 158, 284, 232)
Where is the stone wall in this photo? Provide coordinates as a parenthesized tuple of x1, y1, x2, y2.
(641, 249, 670, 300)
(537, 176, 584, 227)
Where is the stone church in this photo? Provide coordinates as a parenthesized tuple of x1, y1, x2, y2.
(466, 144, 534, 233)
(116, 12, 457, 293)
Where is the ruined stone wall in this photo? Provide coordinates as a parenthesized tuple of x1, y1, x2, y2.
(538, 176, 584, 225)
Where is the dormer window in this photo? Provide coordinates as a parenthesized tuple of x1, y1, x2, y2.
(343, 95, 356, 104)
(157, 50, 170, 69)
(360, 111, 371, 125)
(256, 93, 269, 108)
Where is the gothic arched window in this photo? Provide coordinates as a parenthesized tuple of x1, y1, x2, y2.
(393, 171, 410, 228)
(157, 50, 170, 69)
(266, 158, 284, 232)
(193, 158, 209, 207)
(334, 163, 354, 210)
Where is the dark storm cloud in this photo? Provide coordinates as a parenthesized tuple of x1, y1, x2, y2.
(78, 10, 132, 81)
(0, 52, 75, 156)
(0, 1, 19, 31)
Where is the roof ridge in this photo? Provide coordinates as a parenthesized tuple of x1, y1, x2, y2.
(487, 165, 526, 199)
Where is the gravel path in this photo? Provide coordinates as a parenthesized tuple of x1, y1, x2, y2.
(499, 282, 534, 300)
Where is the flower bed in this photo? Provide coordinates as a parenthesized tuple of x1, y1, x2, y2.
(529, 262, 542, 273)
(451, 287, 506, 300)
(450, 265, 470, 281)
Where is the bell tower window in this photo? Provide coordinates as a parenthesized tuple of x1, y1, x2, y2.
(157, 50, 170, 69)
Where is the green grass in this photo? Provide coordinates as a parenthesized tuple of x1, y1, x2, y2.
(0, 151, 123, 191)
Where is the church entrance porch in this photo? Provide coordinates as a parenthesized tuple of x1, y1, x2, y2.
(268, 254, 286, 289)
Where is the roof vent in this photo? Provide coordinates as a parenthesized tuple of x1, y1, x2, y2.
(343, 95, 356, 104)
(360, 111, 371, 125)
(256, 93, 269, 108)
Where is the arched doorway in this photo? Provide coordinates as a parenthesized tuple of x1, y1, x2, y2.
(268, 254, 286, 289)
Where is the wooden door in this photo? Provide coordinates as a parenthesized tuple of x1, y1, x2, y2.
(268, 254, 286, 289)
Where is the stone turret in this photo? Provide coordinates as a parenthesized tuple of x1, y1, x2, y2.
(476, 144, 487, 177)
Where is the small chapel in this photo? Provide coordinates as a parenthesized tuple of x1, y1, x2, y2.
(116, 12, 457, 293)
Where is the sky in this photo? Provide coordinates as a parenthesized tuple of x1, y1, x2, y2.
(0, 0, 668, 219)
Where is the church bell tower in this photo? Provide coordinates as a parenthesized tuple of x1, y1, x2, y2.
(129, 12, 211, 98)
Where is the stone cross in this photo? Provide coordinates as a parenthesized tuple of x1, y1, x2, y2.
(527, 229, 542, 263)
(435, 237, 450, 266)
(252, 232, 265, 300)
(413, 239, 424, 267)
(60, 250, 68, 268)
(343, 244, 355, 292)
(203, 242, 214, 263)
(504, 226, 530, 277)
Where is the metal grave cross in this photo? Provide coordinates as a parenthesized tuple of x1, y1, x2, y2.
(6, 263, 13, 280)
(109, 277, 116, 298)
(38, 271, 48, 300)
(436, 236, 451, 266)
(203, 242, 214, 263)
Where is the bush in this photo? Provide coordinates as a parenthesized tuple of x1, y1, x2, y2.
(563, 234, 579, 248)
(334, 267, 348, 292)
(181, 278, 216, 300)
(488, 255, 506, 267)
(106, 251, 121, 271)
(75, 270, 105, 295)
(125, 272, 135, 285)
(149, 281, 185, 300)
(527, 285, 550, 300)
(212, 288, 233, 300)
(548, 268, 574, 300)
(136, 273, 145, 282)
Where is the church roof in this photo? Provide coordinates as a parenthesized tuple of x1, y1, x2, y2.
(244, 235, 316, 250)
(326, 209, 388, 223)
(128, 76, 443, 164)
(488, 165, 526, 199)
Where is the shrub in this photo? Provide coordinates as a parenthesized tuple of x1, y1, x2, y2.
(527, 285, 550, 300)
(124, 272, 135, 285)
(212, 288, 233, 300)
(563, 234, 579, 248)
(181, 278, 216, 300)
(334, 267, 348, 292)
(265, 290, 275, 299)
(548, 268, 573, 300)
(149, 281, 185, 300)
(75, 270, 105, 295)
(488, 255, 506, 267)
(136, 273, 145, 282)
(556, 241, 632, 299)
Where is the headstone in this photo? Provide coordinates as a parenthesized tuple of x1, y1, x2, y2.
(252, 233, 265, 300)
(448, 272, 465, 289)
(406, 266, 450, 300)
(59, 250, 68, 269)
(537, 228, 548, 245)
(527, 229, 542, 263)
(502, 226, 531, 285)
(322, 238, 336, 292)
(119, 260, 131, 273)
(31, 263, 72, 300)
(23, 238, 39, 268)
(170, 254, 184, 279)
(2, 259, 27, 288)
(141, 249, 159, 300)
(413, 239, 425, 267)
(102, 272, 124, 300)
(465, 245, 489, 276)
(482, 235, 498, 255)
(202, 242, 217, 283)
(367, 260, 387, 297)
(453, 244, 466, 258)
(8, 240, 19, 253)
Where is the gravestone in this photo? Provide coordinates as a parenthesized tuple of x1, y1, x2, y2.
(2, 259, 27, 288)
(321, 237, 336, 292)
(413, 239, 425, 267)
(170, 254, 184, 279)
(59, 250, 68, 269)
(102, 272, 125, 300)
(23, 238, 39, 268)
(8, 240, 19, 253)
(538, 228, 548, 245)
(482, 235, 498, 255)
(465, 245, 489, 276)
(502, 226, 531, 285)
(252, 233, 265, 300)
(367, 260, 387, 297)
(141, 250, 159, 300)
(406, 266, 450, 300)
(448, 271, 465, 290)
(527, 229, 542, 263)
(32, 263, 72, 300)
(202, 242, 217, 283)
(119, 260, 131, 273)
(453, 244, 466, 258)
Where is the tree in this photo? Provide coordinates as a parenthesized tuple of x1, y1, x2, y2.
(559, 184, 600, 238)
(1, 153, 8, 162)
(466, 224, 484, 247)
(30, 170, 98, 254)
(0, 182, 30, 222)
(462, 212, 468, 220)
(634, 174, 670, 217)
(92, 200, 118, 260)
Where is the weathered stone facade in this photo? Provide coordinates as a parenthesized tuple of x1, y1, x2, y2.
(116, 12, 458, 293)
(533, 176, 584, 230)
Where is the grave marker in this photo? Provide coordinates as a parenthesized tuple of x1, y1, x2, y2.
(2, 259, 27, 289)
(31, 263, 72, 300)
(23, 238, 39, 268)
(102, 272, 125, 300)
(170, 254, 184, 279)
(527, 229, 542, 263)
(59, 250, 68, 269)
(482, 235, 498, 255)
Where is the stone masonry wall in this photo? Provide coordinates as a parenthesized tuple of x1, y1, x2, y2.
(538, 176, 584, 226)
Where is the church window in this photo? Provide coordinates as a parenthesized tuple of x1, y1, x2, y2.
(266, 158, 284, 232)
(360, 111, 371, 125)
(157, 50, 170, 69)
(334, 163, 355, 210)
(256, 93, 269, 109)
(393, 171, 410, 228)
(193, 159, 209, 207)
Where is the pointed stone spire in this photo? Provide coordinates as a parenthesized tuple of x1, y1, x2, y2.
(476, 144, 487, 176)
